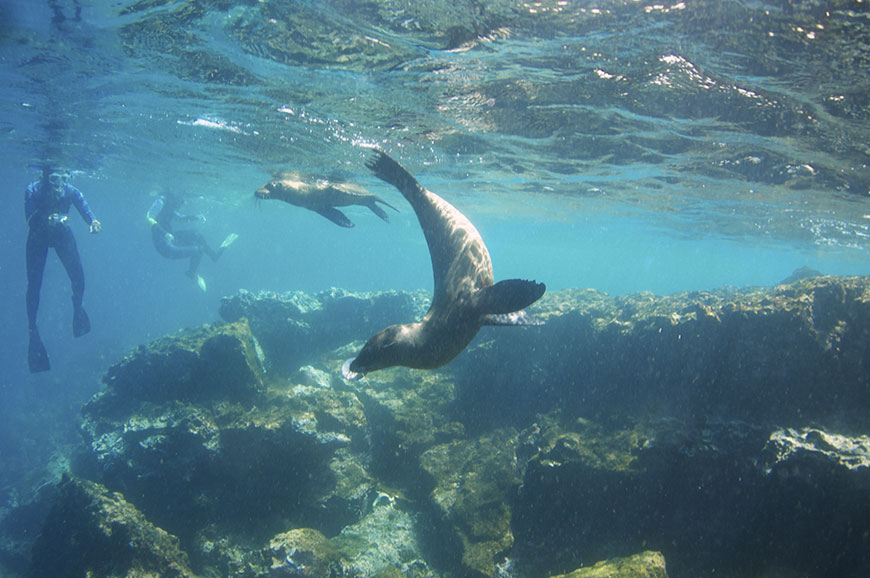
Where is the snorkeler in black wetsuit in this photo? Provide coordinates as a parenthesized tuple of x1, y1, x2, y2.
(146, 192, 237, 292)
(25, 167, 102, 373)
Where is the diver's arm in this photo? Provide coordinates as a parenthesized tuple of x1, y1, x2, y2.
(24, 182, 40, 225)
(146, 197, 163, 227)
(69, 185, 101, 233)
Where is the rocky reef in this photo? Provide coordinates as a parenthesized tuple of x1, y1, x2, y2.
(4, 276, 870, 578)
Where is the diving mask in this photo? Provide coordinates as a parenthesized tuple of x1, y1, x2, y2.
(48, 172, 68, 187)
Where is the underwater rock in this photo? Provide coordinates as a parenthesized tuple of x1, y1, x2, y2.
(512, 414, 870, 577)
(762, 426, 870, 474)
(220, 288, 428, 375)
(260, 498, 438, 578)
(79, 319, 373, 553)
(419, 428, 521, 577)
(453, 275, 870, 429)
(548, 550, 668, 578)
(266, 527, 343, 577)
(333, 492, 437, 577)
(32, 274, 870, 578)
(779, 265, 823, 284)
(91, 319, 264, 414)
(30, 475, 199, 578)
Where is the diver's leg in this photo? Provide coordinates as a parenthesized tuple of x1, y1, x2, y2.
(185, 250, 203, 276)
(188, 231, 220, 261)
(54, 227, 90, 337)
(26, 229, 51, 371)
(25, 229, 49, 331)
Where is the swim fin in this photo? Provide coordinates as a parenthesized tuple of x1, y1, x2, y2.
(220, 232, 239, 249)
(73, 305, 91, 337)
(28, 329, 50, 373)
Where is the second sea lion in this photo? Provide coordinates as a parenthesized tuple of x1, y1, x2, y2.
(256, 173, 398, 228)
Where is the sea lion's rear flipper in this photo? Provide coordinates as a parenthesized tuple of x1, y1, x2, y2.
(316, 207, 355, 228)
(368, 195, 401, 223)
(366, 150, 425, 204)
(366, 197, 399, 223)
(28, 329, 51, 373)
(476, 279, 546, 314)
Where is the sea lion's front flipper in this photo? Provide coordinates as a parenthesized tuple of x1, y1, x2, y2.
(316, 207, 355, 228)
(476, 279, 546, 315)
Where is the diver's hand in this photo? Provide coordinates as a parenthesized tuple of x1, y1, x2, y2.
(90, 219, 102, 233)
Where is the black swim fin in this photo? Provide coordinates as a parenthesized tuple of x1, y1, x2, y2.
(73, 305, 91, 338)
(476, 279, 546, 315)
(28, 329, 50, 373)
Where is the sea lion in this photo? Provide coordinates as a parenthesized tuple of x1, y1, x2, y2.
(256, 172, 398, 228)
(341, 150, 546, 379)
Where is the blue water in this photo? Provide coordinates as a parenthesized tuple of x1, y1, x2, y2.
(1, 0, 869, 539)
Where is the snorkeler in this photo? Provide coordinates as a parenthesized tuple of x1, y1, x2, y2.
(146, 192, 238, 292)
(25, 166, 102, 373)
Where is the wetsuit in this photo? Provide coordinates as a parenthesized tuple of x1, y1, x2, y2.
(147, 196, 218, 276)
(25, 178, 98, 371)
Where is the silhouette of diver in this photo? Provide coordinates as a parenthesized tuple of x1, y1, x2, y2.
(25, 166, 102, 373)
(146, 192, 237, 292)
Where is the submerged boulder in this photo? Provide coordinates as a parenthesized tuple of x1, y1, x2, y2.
(454, 275, 870, 430)
(220, 288, 428, 375)
(419, 429, 521, 577)
(30, 475, 199, 578)
(20, 275, 870, 578)
(80, 320, 373, 551)
(92, 318, 265, 413)
(548, 551, 668, 578)
(512, 413, 870, 577)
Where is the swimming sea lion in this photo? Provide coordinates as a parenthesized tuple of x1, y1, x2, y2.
(256, 173, 398, 228)
(342, 150, 546, 379)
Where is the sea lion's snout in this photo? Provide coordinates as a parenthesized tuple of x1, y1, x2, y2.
(341, 358, 364, 381)
(256, 180, 282, 199)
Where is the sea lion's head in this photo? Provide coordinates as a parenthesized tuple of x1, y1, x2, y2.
(255, 180, 281, 200)
(341, 324, 417, 380)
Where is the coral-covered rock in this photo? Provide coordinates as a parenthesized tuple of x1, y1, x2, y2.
(513, 414, 870, 577)
(30, 475, 199, 578)
(419, 429, 521, 577)
(454, 275, 870, 430)
(548, 550, 668, 578)
(92, 319, 264, 414)
(266, 527, 343, 577)
(220, 288, 428, 375)
(21, 276, 870, 578)
(79, 321, 373, 551)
